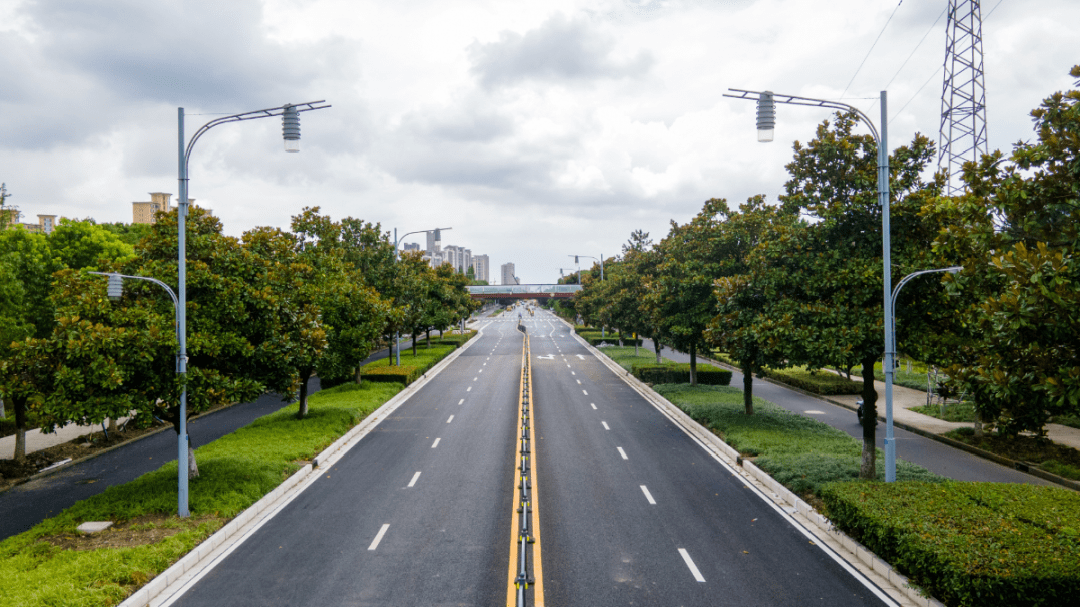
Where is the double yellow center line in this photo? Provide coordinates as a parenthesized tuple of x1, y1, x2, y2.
(507, 330, 544, 606)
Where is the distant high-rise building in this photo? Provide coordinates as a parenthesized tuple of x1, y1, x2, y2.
(501, 262, 519, 286)
(443, 245, 472, 274)
(1, 207, 56, 234)
(132, 192, 172, 225)
(403, 242, 421, 253)
(472, 254, 489, 282)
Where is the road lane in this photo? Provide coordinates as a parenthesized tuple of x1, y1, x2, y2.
(528, 310, 891, 607)
(170, 323, 523, 607)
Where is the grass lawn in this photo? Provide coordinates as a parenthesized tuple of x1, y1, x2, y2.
(0, 381, 403, 607)
(945, 427, 1080, 481)
(654, 383, 941, 498)
(911, 401, 979, 423)
(848, 359, 933, 392)
(596, 345, 671, 371)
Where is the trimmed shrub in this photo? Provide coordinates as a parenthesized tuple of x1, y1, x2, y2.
(632, 363, 732, 386)
(758, 366, 862, 395)
(586, 335, 643, 347)
(822, 481, 1080, 607)
(360, 365, 422, 384)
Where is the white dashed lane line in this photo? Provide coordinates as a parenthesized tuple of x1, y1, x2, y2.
(431, 438, 440, 448)
(447, 415, 454, 423)
(590, 403, 597, 410)
(617, 447, 628, 460)
(640, 485, 656, 505)
(582, 389, 588, 395)
(458, 399, 464, 405)
(368, 524, 390, 551)
(678, 549, 706, 582)
(601, 421, 610, 430)
(576, 379, 581, 384)
(408, 472, 421, 487)
(467, 387, 472, 392)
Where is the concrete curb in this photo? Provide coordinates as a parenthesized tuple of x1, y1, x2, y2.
(574, 332, 942, 607)
(119, 330, 483, 607)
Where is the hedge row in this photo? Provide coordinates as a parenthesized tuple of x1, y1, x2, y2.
(358, 331, 476, 385)
(632, 363, 732, 386)
(822, 481, 1080, 607)
(757, 366, 862, 395)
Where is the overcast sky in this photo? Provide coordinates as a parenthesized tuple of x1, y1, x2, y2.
(2, 0, 1077, 283)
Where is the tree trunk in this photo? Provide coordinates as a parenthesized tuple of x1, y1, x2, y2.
(654, 338, 663, 364)
(388, 334, 394, 366)
(742, 360, 755, 415)
(412, 331, 418, 356)
(12, 396, 27, 461)
(108, 417, 118, 435)
(859, 355, 878, 480)
(355, 365, 363, 385)
(0, 397, 5, 418)
(634, 335, 638, 356)
(689, 342, 698, 386)
(426, 329, 431, 348)
(296, 370, 312, 420)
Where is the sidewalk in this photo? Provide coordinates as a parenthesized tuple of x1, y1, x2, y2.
(2, 419, 125, 460)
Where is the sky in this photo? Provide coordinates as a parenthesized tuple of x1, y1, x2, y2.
(2, 0, 1077, 284)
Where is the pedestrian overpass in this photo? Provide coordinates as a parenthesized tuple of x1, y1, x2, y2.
(466, 284, 582, 299)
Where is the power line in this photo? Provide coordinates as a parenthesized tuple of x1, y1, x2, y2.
(840, 0, 905, 100)
(883, 7, 947, 92)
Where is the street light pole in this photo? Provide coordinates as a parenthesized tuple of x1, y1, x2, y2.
(726, 87, 896, 481)
(176, 100, 329, 516)
(393, 227, 452, 366)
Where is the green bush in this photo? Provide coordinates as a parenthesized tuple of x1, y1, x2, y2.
(757, 366, 862, 395)
(822, 481, 1080, 607)
(360, 365, 422, 384)
(633, 363, 732, 386)
(586, 335, 642, 347)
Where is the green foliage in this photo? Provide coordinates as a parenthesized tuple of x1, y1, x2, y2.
(598, 346, 670, 371)
(911, 402, 980, 423)
(821, 481, 1080, 607)
(756, 366, 863, 395)
(47, 218, 134, 270)
(632, 363, 731, 385)
(0, 381, 402, 607)
(360, 365, 422, 384)
(358, 334, 473, 384)
(95, 222, 153, 247)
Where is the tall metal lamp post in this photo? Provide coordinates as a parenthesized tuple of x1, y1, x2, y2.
(393, 227, 451, 366)
(725, 87, 899, 481)
(176, 100, 329, 516)
(571, 254, 604, 335)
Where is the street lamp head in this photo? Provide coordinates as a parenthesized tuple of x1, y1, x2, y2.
(107, 273, 123, 301)
(282, 104, 300, 153)
(946, 266, 964, 274)
(756, 91, 776, 142)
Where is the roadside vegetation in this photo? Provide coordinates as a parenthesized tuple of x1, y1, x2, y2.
(0, 381, 404, 607)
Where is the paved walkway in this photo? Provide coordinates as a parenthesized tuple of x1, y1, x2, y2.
(1, 419, 129, 460)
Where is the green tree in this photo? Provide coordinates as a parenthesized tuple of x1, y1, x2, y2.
(48, 218, 134, 269)
(709, 196, 796, 414)
(96, 222, 154, 247)
(748, 112, 942, 479)
(929, 66, 1080, 436)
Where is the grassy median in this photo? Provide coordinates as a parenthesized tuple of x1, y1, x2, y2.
(0, 381, 403, 607)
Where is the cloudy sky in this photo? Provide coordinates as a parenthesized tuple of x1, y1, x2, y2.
(2, 0, 1077, 283)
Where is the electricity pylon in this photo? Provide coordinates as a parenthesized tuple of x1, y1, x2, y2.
(938, 0, 987, 195)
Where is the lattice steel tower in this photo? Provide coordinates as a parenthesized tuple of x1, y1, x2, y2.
(938, 0, 988, 195)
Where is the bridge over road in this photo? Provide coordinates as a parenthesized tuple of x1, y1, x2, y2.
(467, 284, 581, 299)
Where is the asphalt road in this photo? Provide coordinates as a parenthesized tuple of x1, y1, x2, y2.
(527, 312, 889, 606)
(0, 381, 316, 541)
(171, 320, 522, 606)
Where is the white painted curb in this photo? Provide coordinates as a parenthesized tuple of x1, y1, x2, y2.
(573, 326, 942, 607)
(120, 330, 484, 607)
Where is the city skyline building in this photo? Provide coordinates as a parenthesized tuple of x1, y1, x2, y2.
(472, 254, 489, 283)
(500, 262, 519, 286)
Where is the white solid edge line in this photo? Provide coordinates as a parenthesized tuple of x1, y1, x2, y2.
(678, 548, 706, 582)
(617, 447, 628, 460)
(601, 421, 610, 430)
(447, 415, 454, 423)
(368, 524, 390, 551)
(408, 471, 421, 487)
(580, 336, 901, 607)
(151, 328, 486, 607)
(640, 485, 656, 505)
(431, 438, 440, 448)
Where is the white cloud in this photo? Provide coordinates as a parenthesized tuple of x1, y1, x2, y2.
(2, 0, 1078, 283)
